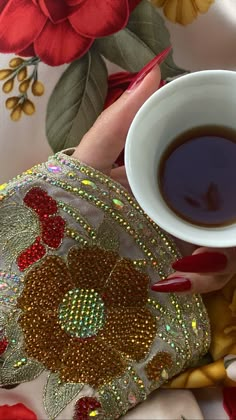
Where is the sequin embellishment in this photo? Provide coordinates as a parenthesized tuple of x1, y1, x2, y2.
(0, 153, 211, 420)
(58, 289, 105, 338)
(47, 164, 62, 174)
(112, 198, 124, 210)
(81, 180, 97, 189)
(0, 183, 7, 201)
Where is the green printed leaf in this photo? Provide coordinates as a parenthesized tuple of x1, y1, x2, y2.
(95, 0, 186, 79)
(46, 49, 108, 152)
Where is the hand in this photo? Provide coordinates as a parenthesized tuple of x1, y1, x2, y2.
(152, 247, 236, 294)
(72, 50, 171, 187)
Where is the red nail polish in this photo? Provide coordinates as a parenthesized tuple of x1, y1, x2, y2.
(127, 46, 172, 91)
(172, 252, 227, 273)
(151, 277, 191, 293)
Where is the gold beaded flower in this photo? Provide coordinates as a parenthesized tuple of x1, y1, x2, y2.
(17, 246, 156, 388)
(150, 0, 214, 25)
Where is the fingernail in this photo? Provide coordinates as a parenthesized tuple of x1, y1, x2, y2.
(151, 277, 191, 293)
(127, 46, 172, 91)
(172, 252, 228, 273)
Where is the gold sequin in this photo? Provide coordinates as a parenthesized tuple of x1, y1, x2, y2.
(145, 352, 173, 382)
(81, 179, 97, 189)
(0, 183, 7, 191)
(112, 198, 124, 210)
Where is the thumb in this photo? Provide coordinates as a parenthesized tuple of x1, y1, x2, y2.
(72, 58, 163, 172)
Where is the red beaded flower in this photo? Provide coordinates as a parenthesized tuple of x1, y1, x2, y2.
(74, 397, 102, 420)
(0, 330, 8, 356)
(17, 187, 65, 271)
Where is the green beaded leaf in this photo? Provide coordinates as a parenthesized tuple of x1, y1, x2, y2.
(44, 373, 83, 419)
(96, 218, 120, 252)
(0, 348, 44, 385)
(98, 371, 145, 419)
(0, 204, 40, 269)
(4, 315, 24, 358)
(0, 308, 9, 327)
(95, 0, 186, 79)
(46, 48, 108, 153)
(0, 272, 23, 309)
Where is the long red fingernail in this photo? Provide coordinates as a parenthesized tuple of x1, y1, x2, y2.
(151, 277, 191, 293)
(172, 252, 228, 273)
(127, 46, 172, 91)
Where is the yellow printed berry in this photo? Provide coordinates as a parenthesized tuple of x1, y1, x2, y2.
(9, 57, 24, 68)
(2, 78, 14, 93)
(10, 105, 22, 121)
(22, 99, 35, 115)
(0, 69, 13, 80)
(5, 97, 19, 110)
(31, 80, 44, 96)
(19, 79, 31, 93)
(17, 67, 28, 82)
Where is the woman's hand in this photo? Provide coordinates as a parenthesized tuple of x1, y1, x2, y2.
(72, 51, 170, 185)
(152, 247, 236, 294)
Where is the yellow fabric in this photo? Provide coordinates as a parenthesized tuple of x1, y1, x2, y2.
(167, 276, 236, 388)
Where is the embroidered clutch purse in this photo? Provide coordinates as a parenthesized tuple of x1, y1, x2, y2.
(0, 151, 210, 419)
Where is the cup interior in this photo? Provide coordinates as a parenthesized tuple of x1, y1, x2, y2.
(125, 70, 236, 247)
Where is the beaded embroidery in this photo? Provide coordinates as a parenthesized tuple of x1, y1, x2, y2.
(0, 188, 65, 272)
(74, 397, 102, 420)
(0, 151, 211, 419)
(16, 249, 156, 387)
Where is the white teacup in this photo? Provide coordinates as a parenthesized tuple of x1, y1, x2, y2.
(125, 70, 236, 247)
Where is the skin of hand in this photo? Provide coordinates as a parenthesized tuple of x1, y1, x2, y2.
(159, 245, 236, 294)
(72, 64, 235, 295)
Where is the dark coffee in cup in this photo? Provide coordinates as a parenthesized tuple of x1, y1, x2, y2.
(159, 125, 236, 227)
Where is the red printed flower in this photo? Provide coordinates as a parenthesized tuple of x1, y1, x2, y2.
(17, 187, 65, 271)
(0, 403, 37, 420)
(105, 71, 165, 166)
(0, 0, 142, 66)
